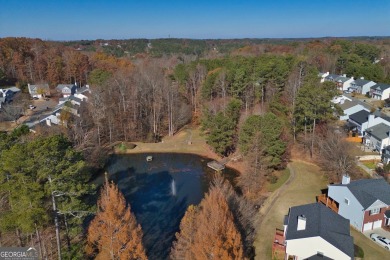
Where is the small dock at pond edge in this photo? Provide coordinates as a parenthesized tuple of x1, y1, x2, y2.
(207, 158, 230, 171)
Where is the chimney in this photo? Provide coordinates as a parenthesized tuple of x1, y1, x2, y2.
(342, 174, 350, 185)
(297, 215, 306, 231)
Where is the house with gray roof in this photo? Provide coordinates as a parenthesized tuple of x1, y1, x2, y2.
(56, 84, 76, 97)
(347, 110, 370, 136)
(334, 75, 354, 91)
(28, 83, 50, 98)
(338, 100, 369, 120)
(324, 74, 341, 82)
(364, 123, 390, 153)
(282, 203, 354, 260)
(348, 77, 376, 95)
(0, 86, 20, 108)
(74, 85, 91, 101)
(370, 83, 390, 100)
(324, 176, 390, 232)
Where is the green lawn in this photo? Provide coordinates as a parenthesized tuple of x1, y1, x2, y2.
(266, 168, 290, 192)
(361, 160, 378, 170)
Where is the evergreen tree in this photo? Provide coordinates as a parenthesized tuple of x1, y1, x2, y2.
(171, 185, 243, 260)
(86, 180, 147, 260)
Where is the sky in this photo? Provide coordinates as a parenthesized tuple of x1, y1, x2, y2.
(1, 0, 390, 40)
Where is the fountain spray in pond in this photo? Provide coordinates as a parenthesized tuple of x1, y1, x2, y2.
(171, 179, 176, 196)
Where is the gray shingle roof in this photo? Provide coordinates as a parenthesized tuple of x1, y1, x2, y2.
(56, 84, 75, 90)
(28, 83, 49, 95)
(349, 110, 370, 124)
(385, 210, 390, 218)
(332, 179, 390, 208)
(370, 83, 390, 91)
(285, 203, 354, 258)
(365, 123, 390, 140)
(325, 74, 340, 81)
(339, 100, 359, 110)
(335, 76, 350, 83)
(352, 79, 374, 86)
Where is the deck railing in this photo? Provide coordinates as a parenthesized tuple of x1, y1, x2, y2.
(317, 194, 339, 213)
(272, 228, 286, 260)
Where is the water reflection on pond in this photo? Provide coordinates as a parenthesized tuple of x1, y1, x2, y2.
(92, 153, 239, 260)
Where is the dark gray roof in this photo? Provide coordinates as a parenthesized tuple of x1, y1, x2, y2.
(385, 210, 390, 218)
(305, 254, 333, 260)
(349, 110, 370, 124)
(352, 79, 374, 86)
(285, 203, 354, 258)
(370, 83, 390, 91)
(365, 123, 390, 140)
(332, 179, 390, 208)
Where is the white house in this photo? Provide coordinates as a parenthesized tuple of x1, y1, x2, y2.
(321, 176, 390, 232)
(335, 75, 354, 91)
(364, 123, 390, 153)
(348, 110, 390, 136)
(282, 203, 354, 260)
(370, 83, 390, 100)
(318, 72, 329, 83)
(74, 85, 91, 101)
(56, 84, 76, 98)
(28, 83, 50, 98)
(348, 77, 376, 95)
(339, 100, 369, 121)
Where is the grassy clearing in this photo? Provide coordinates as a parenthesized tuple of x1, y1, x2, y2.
(254, 161, 328, 260)
(361, 160, 379, 170)
(266, 168, 290, 192)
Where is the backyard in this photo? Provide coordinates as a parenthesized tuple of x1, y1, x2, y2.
(253, 160, 390, 260)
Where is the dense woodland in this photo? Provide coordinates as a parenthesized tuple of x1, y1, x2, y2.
(1, 37, 390, 259)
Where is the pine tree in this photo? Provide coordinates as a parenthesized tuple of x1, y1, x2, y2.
(86, 180, 147, 260)
(170, 205, 198, 260)
(171, 185, 244, 260)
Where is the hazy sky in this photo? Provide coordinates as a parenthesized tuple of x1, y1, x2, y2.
(1, 0, 389, 40)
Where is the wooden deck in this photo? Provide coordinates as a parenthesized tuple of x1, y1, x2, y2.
(207, 158, 230, 171)
(316, 194, 339, 213)
(272, 228, 286, 260)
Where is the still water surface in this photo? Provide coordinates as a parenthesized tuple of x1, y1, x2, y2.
(93, 153, 238, 259)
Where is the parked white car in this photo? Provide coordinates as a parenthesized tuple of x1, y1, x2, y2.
(370, 233, 390, 250)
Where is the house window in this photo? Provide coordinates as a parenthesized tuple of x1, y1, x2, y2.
(370, 208, 380, 215)
(344, 198, 349, 205)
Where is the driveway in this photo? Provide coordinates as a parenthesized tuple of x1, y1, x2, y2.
(363, 228, 390, 240)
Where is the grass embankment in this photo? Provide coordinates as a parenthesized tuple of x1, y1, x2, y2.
(254, 161, 327, 260)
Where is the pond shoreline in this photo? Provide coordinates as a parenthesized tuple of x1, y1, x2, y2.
(111, 126, 246, 174)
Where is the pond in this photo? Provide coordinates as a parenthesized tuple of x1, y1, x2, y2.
(92, 153, 239, 260)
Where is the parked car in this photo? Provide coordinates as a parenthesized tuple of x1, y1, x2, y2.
(370, 233, 390, 250)
(29, 105, 36, 110)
